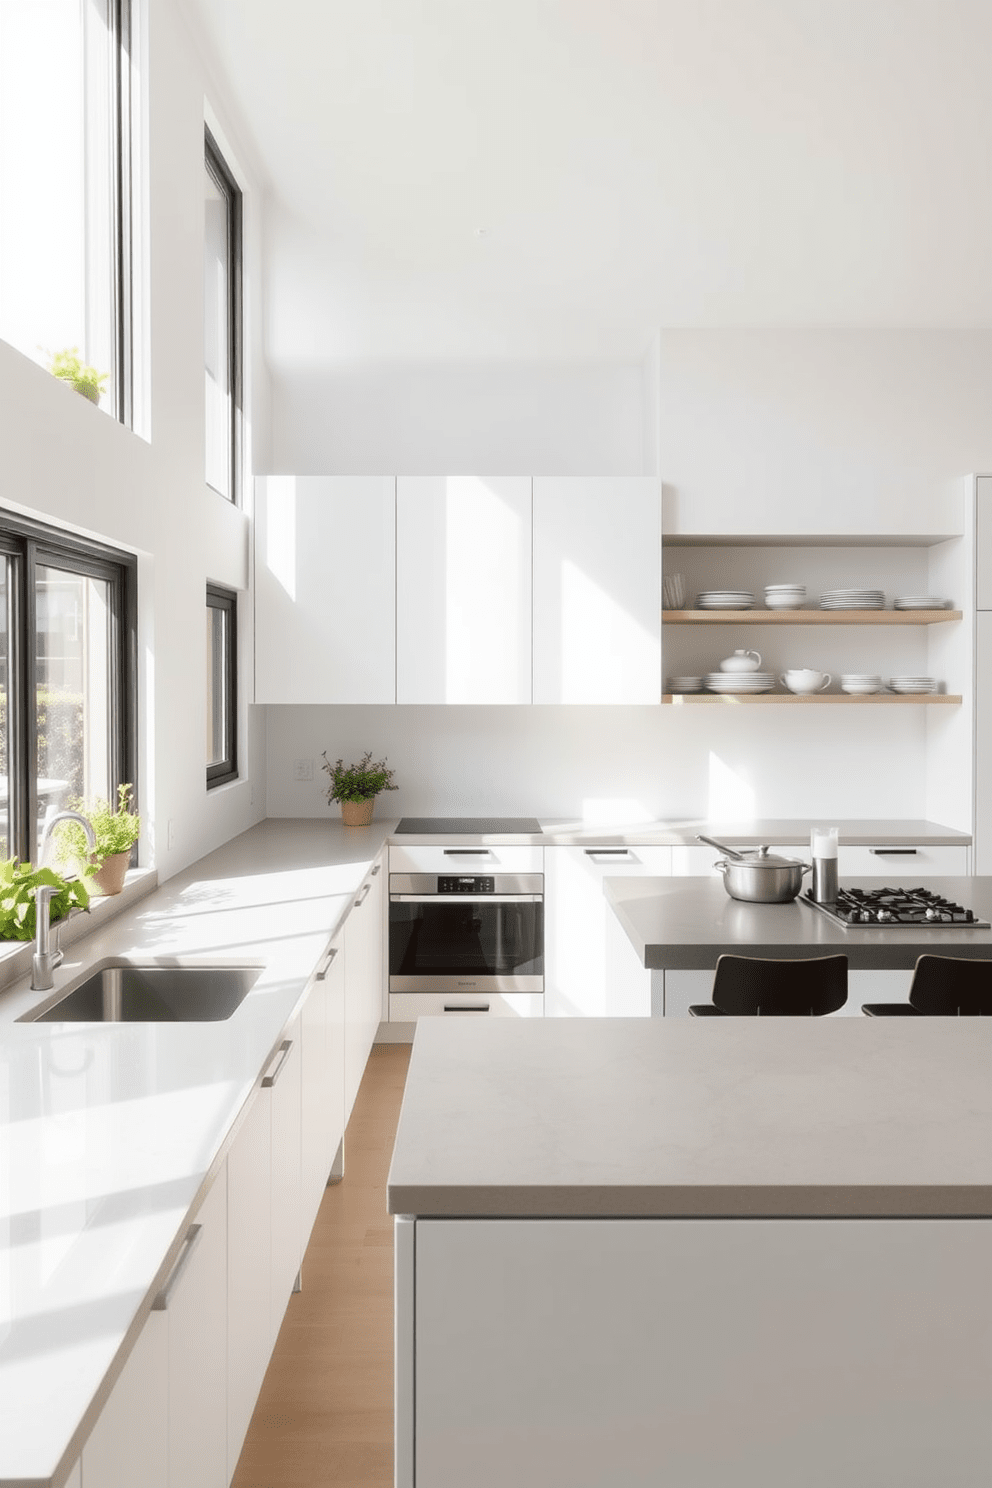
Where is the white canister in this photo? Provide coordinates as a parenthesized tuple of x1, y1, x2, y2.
(719, 649, 763, 673)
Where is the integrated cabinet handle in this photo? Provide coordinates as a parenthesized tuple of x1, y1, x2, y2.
(262, 1039, 293, 1087)
(371, 863, 381, 876)
(443, 849, 493, 856)
(355, 883, 371, 907)
(584, 848, 632, 857)
(869, 848, 918, 856)
(153, 1224, 203, 1311)
(315, 947, 338, 980)
(443, 1004, 490, 1013)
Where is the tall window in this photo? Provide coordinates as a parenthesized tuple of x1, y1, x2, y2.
(206, 585, 237, 788)
(0, 0, 133, 423)
(0, 513, 136, 864)
(204, 131, 242, 502)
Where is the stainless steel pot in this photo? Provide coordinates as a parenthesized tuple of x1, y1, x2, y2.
(697, 835, 812, 904)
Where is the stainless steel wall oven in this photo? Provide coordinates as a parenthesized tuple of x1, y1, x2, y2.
(389, 871, 544, 995)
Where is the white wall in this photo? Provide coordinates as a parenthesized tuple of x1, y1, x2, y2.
(0, 0, 270, 879)
(263, 331, 991, 831)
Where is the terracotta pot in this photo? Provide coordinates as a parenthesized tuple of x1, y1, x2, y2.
(340, 798, 376, 827)
(91, 849, 131, 896)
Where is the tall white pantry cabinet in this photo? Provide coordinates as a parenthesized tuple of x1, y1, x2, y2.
(254, 476, 663, 706)
(977, 476, 992, 873)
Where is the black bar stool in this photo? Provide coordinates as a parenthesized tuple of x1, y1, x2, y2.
(862, 955, 992, 1015)
(688, 954, 849, 1016)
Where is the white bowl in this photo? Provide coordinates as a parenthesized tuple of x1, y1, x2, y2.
(765, 594, 806, 609)
(841, 682, 883, 694)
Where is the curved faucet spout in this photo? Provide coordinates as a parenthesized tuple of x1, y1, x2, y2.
(39, 810, 97, 868)
(32, 811, 97, 991)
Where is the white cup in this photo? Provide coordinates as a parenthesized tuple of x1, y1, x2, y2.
(780, 669, 832, 694)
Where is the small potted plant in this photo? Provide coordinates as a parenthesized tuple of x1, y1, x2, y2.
(47, 347, 109, 405)
(54, 784, 140, 895)
(321, 750, 397, 826)
(0, 858, 91, 940)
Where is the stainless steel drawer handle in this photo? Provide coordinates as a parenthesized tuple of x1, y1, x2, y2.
(315, 947, 338, 980)
(444, 1004, 490, 1013)
(584, 848, 632, 857)
(443, 849, 493, 856)
(153, 1224, 203, 1311)
(262, 1039, 293, 1087)
(355, 883, 372, 907)
(869, 848, 918, 856)
(371, 863, 381, 876)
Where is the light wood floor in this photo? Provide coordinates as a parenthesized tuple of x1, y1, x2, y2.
(232, 1042, 412, 1488)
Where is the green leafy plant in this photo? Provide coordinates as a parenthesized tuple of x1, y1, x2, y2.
(54, 784, 140, 868)
(321, 751, 397, 804)
(0, 858, 91, 941)
(46, 347, 108, 405)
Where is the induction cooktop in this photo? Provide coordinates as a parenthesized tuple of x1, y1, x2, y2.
(395, 817, 543, 835)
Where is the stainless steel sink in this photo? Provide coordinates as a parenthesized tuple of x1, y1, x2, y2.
(20, 961, 262, 1023)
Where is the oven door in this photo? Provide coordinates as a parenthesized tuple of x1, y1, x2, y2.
(389, 875, 544, 994)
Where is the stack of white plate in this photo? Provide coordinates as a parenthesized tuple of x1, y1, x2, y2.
(695, 590, 756, 610)
(840, 673, 883, 695)
(704, 672, 776, 693)
(888, 676, 937, 694)
(764, 584, 806, 610)
(820, 588, 885, 609)
(668, 676, 703, 693)
(893, 595, 950, 610)
(662, 574, 686, 610)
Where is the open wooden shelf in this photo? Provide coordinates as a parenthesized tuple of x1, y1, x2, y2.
(663, 609, 961, 625)
(663, 693, 962, 706)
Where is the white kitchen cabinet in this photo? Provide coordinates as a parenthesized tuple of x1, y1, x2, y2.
(412, 1216, 992, 1488)
(388, 990, 543, 1020)
(164, 1174, 228, 1488)
(254, 475, 396, 703)
(977, 611, 992, 876)
(226, 1086, 271, 1478)
(978, 475, 992, 612)
(388, 842, 543, 874)
(301, 935, 346, 1238)
(837, 843, 969, 875)
(344, 863, 383, 1120)
(396, 476, 532, 703)
(81, 1306, 168, 1488)
(268, 1022, 303, 1340)
(545, 846, 670, 1016)
(533, 477, 662, 704)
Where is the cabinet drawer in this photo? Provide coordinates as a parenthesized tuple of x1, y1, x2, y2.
(389, 844, 543, 874)
(670, 844, 727, 876)
(389, 991, 544, 1020)
(839, 845, 970, 876)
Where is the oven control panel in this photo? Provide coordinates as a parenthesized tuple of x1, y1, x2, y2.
(438, 876, 495, 894)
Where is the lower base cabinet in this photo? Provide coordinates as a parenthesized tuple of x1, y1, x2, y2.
(345, 865, 383, 1115)
(404, 1216, 992, 1488)
(81, 1307, 168, 1488)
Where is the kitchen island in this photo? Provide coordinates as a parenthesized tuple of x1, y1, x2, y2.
(389, 1017, 992, 1488)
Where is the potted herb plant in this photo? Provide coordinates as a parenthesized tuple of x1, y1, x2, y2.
(0, 859, 91, 940)
(47, 347, 109, 405)
(54, 784, 140, 895)
(321, 750, 397, 826)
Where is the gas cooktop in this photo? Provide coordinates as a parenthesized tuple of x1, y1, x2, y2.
(395, 817, 543, 835)
(803, 886, 990, 930)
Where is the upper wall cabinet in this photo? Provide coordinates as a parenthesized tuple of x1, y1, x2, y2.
(397, 477, 533, 704)
(978, 475, 992, 612)
(532, 477, 662, 704)
(255, 477, 396, 704)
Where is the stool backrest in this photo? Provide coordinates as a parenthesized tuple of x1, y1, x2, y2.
(909, 956, 992, 1015)
(711, 954, 848, 1016)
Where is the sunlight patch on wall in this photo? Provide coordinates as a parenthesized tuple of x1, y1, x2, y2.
(707, 751, 756, 821)
(581, 797, 653, 825)
(265, 476, 297, 599)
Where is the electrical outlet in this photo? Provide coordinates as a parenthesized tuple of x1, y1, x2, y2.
(293, 758, 314, 782)
(167, 819, 176, 850)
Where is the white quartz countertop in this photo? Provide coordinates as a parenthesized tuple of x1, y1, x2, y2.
(386, 817, 970, 846)
(388, 1017, 992, 1221)
(0, 818, 388, 1488)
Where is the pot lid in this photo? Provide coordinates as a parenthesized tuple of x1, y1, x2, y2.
(731, 845, 807, 869)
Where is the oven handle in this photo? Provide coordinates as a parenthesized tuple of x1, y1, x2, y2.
(390, 894, 544, 904)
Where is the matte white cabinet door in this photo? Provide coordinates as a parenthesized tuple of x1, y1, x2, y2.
(545, 846, 670, 1016)
(301, 937, 346, 1236)
(977, 611, 992, 874)
(165, 1174, 228, 1488)
(254, 475, 396, 703)
(397, 476, 532, 703)
(414, 1217, 992, 1488)
(81, 1307, 168, 1488)
(226, 1086, 271, 1478)
(978, 474, 992, 611)
(533, 477, 661, 703)
(344, 865, 383, 1120)
(268, 1023, 303, 1345)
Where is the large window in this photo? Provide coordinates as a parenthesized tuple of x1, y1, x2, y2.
(206, 584, 237, 788)
(0, 513, 136, 864)
(204, 131, 242, 502)
(0, 0, 133, 423)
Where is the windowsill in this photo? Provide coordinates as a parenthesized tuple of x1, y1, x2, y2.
(0, 868, 159, 995)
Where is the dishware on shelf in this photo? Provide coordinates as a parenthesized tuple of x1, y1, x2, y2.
(669, 676, 703, 693)
(819, 588, 885, 610)
(695, 590, 756, 609)
(780, 668, 832, 694)
(764, 583, 806, 610)
(840, 673, 883, 694)
(893, 595, 951, 609)
(704, 672, 776, 693)
(888, 676, 937, 694)
(662, 573, 686, 610)
(718, 649, 763, 673)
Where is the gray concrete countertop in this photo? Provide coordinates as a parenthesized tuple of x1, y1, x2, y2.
(387, 1017, 992, 1219)
(605, 875, 992, 969)
(384, 818, 971, 847)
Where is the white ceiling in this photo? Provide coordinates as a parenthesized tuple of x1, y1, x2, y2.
(186, 0, 992, 367)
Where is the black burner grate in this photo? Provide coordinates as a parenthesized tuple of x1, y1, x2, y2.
(803, 886, 990, 930)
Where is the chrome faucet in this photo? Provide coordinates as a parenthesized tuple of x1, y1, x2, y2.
(31, 811, 97, 991)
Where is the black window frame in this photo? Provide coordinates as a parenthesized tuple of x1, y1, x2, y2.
(110, 0, 135, 428)
(206, 584, 238, 789)
(0, 509, 137, 865)
(204, 129, 244, 505)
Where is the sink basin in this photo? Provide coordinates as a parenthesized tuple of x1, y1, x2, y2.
(20, 961, 263, 1023)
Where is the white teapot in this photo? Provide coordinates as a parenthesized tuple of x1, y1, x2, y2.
(719, 649, 763, 674)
